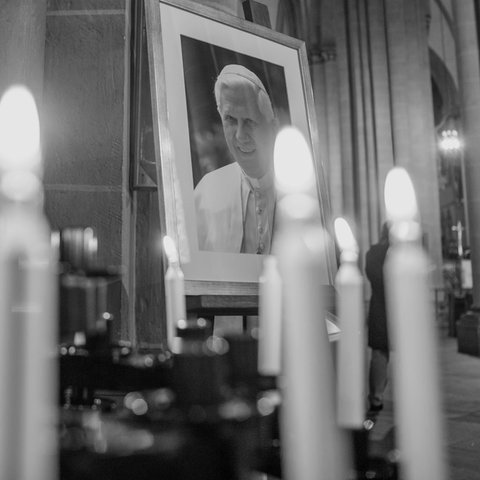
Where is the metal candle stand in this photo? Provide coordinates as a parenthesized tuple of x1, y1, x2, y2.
(59, 320, 278, 479)
(56, 227, 400, 479)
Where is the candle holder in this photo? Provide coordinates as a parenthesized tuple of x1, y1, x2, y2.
(57, 226, 172, 410)
(60, 320, 280, 480)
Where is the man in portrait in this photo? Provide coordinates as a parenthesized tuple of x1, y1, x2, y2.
(194, 64, 279, 254)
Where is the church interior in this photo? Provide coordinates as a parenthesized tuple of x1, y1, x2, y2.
(1, 0, 480, 478)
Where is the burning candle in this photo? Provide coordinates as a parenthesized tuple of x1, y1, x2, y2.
(0, 85, 57, 480)
(334, 217, 365, 429)
(274, 126, 350, 480)
(163, 235, 187, 350)
(383, 167, 447, 480)
(83, 226, 98, 269)
(258, 255, 282, 376)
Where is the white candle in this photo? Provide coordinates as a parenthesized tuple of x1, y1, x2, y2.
(334, 217, 366, 429)
(0, 85, 57, 480)
(383, 167, 447, 480)
(83, 227, 98, 269)
(274, 127, 350, 480)
(163, 235, 186, 350)
(258, 255, 282, 376)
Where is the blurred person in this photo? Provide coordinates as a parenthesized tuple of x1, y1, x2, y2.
(194, 64, 279, 254)
(365, 222, 391, 414)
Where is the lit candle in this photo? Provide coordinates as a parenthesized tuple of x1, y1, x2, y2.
(274, 127, 350, 480)
(334, 217, 365, 429)
(0, 85, 57, 480)
(258, 255, 282, 376)
(163, 235, 186, 350)
(383, 167, 448, 480)
(83, 226, 98, 270)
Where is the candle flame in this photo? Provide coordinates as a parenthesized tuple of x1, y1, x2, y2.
(162, 235, 179, 264)
(334, 217, 358, 254)
(0, 85, 41, 173)
(274, 127, 315, 195)
(384, 167, 418, 222)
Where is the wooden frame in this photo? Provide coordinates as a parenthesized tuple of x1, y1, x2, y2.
(144, 0, 335, 296)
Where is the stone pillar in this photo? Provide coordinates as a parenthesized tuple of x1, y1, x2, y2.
(336, 0, 395, 254)
(323, 48, 344, 222)
(335, 0, 356, 221)
(385, 0, 443, 287)
(335, 0, 442, 283)
(452, 1, 480, 306)
(0, 0, 47, 103)
(310, 47, 343, 222)
(367, 0, 395, 213)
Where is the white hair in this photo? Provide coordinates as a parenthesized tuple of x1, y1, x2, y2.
(214, 64, 275, 122)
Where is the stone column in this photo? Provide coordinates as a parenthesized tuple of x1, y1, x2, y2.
(452, 0, 480, 306)
(385, 0, 443, 287)
(310, 46, 343, 222)
(336, 0, 396, 254)
(333, 0, 442, 283)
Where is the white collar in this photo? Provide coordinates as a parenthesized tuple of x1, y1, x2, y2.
(241, 167, 275, 192)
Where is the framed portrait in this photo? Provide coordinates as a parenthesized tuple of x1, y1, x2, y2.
(144, 0, 335, 296)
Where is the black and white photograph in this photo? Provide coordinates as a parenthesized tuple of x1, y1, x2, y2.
(2, 0, 480, 479)
(183, 37, 290, 255)
(145, 0, 333, 292)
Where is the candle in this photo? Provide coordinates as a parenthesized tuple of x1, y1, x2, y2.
(258, 255, 282, 376)
(163, 235, 187, 350)
(383, 167, 448, 480)
(274, 127, 350, 480)
(83, 227, 98, 270)
(0, 85, 57, 480)
(334, 217, 366, 429)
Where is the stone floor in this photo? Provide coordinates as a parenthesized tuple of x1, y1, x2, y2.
(369, 327, 480, 479)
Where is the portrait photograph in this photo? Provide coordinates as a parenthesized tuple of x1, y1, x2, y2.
(182, 37, 291, 190)
(182, 36, 291, 256)
(145, 0, 334, 294)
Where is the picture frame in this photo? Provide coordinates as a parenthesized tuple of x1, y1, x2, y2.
(144, 0, 335, 296)
(131, 0, 158, 190)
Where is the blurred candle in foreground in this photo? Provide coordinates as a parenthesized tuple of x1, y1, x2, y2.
(383, 167, 447, 480)
(163, 235, 186, 350)
(0, 85, 57, 480)
(274, 126, 350, 480)
(334, 217, 365, 429)
(258, 255, 282, 376)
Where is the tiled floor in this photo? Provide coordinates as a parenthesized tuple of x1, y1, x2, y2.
(369, 328, 480, 479)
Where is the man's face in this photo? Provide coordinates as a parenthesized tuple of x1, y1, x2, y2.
(218, 82, 277, 179)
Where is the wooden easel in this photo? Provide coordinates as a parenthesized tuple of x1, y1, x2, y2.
(242, 0, 272, 28)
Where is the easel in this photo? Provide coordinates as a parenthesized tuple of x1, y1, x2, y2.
(186, 293, 259, 334)
(242, 0, 272, 28)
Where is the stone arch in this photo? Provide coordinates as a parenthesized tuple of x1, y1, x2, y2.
(429, 46, 460, 128)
